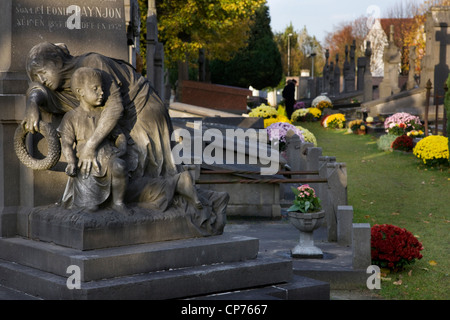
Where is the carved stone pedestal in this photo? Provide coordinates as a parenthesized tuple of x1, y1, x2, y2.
(0, 231, 292, 299)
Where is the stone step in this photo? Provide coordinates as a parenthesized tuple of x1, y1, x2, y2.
(0, 254, 292, 300)
(189, 275, 330, 300)
(0, 234, 258, 282)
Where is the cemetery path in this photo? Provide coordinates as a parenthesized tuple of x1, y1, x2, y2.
(225, 219, 384, 300)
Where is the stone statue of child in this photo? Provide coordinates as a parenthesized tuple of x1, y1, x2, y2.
(58, 67, 128, 212)
(20, 42, 226, 236)
(59, 68, 203, 212)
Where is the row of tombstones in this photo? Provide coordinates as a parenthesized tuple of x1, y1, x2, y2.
(308, 40, 372, 100)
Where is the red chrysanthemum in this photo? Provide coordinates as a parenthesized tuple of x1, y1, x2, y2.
(371, 224, 423, 271)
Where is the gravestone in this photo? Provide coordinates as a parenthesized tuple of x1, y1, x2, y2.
(333, 54, 341, 95)
(343, 42, 356, 93)
(0, 0, 135, 95)
(322, 49, 330, 94)
(420, 6, 450, 97)
(146, 0, 166, 100)
(357, 41, 373, 98)
(379, 25, 401, 98)
(357, 57, 366, 91)
(407, 46, 417, 90)
(348, 41, 356, 92)
(343, 45, 350, 93)
(329, 61, 335, 96)
(363, 41, 373, 102)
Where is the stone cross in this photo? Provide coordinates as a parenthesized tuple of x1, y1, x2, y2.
(329, 61, 335, 96)
(406, 46, 417, 90)
(344, 41, 356, 93)
(357, 57, 366, 91)
(333, 54, 341, 95)
(146, 0, 165, 99)
(363, 41, 373, 101)
(322, 49, 330, 94)
(349, 40, 356, 90)
(419, 7, 450, 98)
(343, 45, 350, 93)
(434, 26, 450, 97)
(379, 25, 401, 98)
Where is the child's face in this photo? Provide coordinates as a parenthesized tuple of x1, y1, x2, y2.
(80, 78, 104, 107)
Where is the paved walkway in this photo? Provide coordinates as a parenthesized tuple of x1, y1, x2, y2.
(223, 219, 383, 300)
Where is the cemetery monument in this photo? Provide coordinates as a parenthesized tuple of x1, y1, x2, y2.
(19, 41, 228, 234)
(0, 0, 377, 301)
(0, 0, 302, 300)
(379, 25, 401, 98)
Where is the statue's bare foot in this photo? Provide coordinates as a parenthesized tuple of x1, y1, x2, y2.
(178, 171, 203, 209)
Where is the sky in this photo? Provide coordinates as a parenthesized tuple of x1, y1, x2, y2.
(265, 0, 410, 43)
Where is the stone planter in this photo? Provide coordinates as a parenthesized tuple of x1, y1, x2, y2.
(288, 210, 325, 259)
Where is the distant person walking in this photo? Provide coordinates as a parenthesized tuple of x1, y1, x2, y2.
(282, 79, 296, 119)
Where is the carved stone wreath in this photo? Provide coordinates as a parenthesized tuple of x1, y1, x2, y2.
(14, 121, 61, 170)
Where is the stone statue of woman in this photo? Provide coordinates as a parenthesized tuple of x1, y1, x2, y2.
(23, 42, 175, 181)
(20, 42, 228, 236)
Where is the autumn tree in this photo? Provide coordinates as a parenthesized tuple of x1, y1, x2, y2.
(274, 23, 297, 77)
(391, 0, 450, 75)
(274, 25, 324, 78)
(297, 27, 324, 73)
(209, 4, 282, 89)
(323, 0, 450, 79)
(323, 16, 369, 72)
(153, 0, 265, 68)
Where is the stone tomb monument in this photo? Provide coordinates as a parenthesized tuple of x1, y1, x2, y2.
(0, 0, 138, 94)
(0, 2, 292, 299)
(420, 6, 450, 97)
(379, 25, 401, 98)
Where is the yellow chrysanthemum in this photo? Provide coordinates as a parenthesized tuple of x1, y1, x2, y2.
(295, 125, 317, 146)
(291, 108, 310, 122)
(264, 114, 291, 128)
(308, 107, 322, 119)
(413, 135, 449, 165)
(316, 100, 332, 110)
(324, 113, 346, 129)
(248, 104, 278, 119)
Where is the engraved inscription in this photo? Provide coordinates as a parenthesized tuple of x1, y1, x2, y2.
(13, 3, 124, 31)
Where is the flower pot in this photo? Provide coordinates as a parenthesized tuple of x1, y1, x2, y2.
(288, 210, 325, 259)
(357, 129, 366, 135)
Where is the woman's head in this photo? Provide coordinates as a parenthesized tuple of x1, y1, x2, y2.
(26, 42, 72, 90)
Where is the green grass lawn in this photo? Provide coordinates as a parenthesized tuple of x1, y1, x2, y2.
(298, 121, 450, 300)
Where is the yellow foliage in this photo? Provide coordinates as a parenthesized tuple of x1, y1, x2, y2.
(157, 0, 266, 66)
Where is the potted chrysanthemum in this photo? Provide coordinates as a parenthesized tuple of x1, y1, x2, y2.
(371, 224, 423, 271)
(287, 184, 324, 258)
(266, 122, 304, 152)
